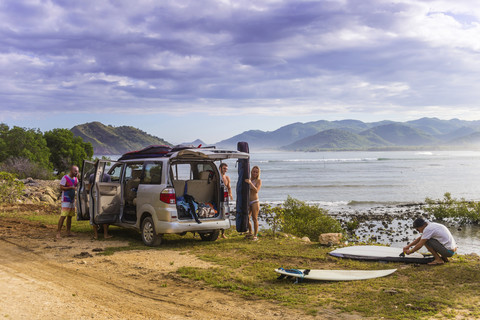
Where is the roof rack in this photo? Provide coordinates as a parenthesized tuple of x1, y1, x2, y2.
(118, 145, 172, 160)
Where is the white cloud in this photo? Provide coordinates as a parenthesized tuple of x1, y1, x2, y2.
(1, 0, 480, 121)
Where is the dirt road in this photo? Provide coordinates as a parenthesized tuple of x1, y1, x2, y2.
(0, 217, 358, 320)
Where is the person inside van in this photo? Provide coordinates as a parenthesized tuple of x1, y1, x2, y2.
(245, 166, 262, 241)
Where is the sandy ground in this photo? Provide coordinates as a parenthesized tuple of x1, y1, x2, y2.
(0, 216, 361, 320)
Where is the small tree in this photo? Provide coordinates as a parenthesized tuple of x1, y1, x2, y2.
(44, 128, 93, 174)
(0, 172, 24, 204)
(260, 203, 285, 237)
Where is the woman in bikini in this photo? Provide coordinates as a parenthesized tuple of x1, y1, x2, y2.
(245, 166, 262, 241)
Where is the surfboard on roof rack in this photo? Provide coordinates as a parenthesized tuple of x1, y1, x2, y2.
(118, 145, 172, 160)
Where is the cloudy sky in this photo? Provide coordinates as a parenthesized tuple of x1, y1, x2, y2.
(1, 0, 480, 143)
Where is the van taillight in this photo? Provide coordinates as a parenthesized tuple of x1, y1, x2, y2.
(223, 188, 229, 202)
(160, 188, 176, 204)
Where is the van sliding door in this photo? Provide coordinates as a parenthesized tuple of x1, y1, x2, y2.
(92, 160, 124, 225)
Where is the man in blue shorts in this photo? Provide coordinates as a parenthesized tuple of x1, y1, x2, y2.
(56, 165, 79, 239)
(403, 218, 457, 265)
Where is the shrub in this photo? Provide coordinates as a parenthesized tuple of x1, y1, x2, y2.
(0, 157, 54, 180)
(282, 196, 343, 240)
(425, 192, 480, 224)
(0, 172, 24, 204)
(260, 204, 285, 237)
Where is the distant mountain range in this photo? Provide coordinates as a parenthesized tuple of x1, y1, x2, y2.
(71, 122, 171, 154)
(216, 118, 480, 151)
(71, 118, 480, 155)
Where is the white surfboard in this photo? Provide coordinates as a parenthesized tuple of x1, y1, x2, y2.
(329, 245, 434, 264)
(275, 267, 396, 281)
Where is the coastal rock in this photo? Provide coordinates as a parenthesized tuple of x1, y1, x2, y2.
(318, 233, 343, 245)
(44, 187, 59, 200)
(40, 194, 56, 205)
(301, 237, 311, 242)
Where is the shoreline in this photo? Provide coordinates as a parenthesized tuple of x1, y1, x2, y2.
(17, 179, 480, 255)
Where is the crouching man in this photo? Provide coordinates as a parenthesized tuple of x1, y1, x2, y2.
(403, 218, 457, 265)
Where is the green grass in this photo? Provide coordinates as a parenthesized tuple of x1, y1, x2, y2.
(3, 206, 480, 319)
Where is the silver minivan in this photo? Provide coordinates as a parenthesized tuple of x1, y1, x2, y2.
(77, 148, 249, 246)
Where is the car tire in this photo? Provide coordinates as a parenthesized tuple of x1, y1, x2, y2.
(141, 216, 162, 246)
(199, 230, 220, 241)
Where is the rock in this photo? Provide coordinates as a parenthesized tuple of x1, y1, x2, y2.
(74, 252, 93, 258)
(383, 289, 398, 295)
(301, 237, 311, 242)
(44, 187, 59, 200)
(40, 194, 56, 205)
(318, 233, 343, 245)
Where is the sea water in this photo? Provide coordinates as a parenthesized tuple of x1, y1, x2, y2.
(225, 150, 480, 254)
(235, 150, 480, 205)
(98, 150, 480, 253)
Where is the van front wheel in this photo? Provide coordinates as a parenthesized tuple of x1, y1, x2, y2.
(199, 230, 220, 241)
(141, 216, 162, 246)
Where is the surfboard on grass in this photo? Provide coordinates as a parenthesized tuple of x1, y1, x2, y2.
(275, 267, 396, 282)
(329, 245, 434, 264)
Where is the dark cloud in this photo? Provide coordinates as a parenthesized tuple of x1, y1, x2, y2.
(1, 0, 480, 120)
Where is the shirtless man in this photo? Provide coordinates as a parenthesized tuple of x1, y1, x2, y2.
(220, 163, 233, 239)
(245, 166, 262, 241)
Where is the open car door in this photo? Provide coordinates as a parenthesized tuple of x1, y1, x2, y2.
(91, 160, 124, 225)
(76, 160, 96, 221)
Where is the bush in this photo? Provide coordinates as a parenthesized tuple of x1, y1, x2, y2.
(260, 204, 285, 237)
(0, 172, 24, 204)
(282, 196, 343, 240)
(0, 157, 54, 180)
(425, 192, 480, 224)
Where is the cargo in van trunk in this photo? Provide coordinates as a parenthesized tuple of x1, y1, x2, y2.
(171, 162, 220, 221)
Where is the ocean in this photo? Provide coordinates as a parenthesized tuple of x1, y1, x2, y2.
(98, 150, 480, 253)
(234, 150, 480, 205)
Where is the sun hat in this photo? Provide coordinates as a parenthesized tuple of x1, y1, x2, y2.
(412, 218, 427, 228)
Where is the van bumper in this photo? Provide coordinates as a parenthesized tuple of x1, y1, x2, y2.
(154, 219, 231, 234)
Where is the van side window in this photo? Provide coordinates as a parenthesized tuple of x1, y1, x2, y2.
(108, 164, 123, 182)
(143, 163, 163, 184)
(124, 163, 143, 181)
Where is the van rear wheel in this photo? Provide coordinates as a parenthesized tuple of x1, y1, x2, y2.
(141, 216, 162, 246)
(199, 230, 220, 241)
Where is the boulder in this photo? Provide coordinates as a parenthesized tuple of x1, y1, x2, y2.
(318, 233, 343, 246)
(301, 236, 311, 243)
(40, 194, 56, 205)
(44, 187, 59, 200)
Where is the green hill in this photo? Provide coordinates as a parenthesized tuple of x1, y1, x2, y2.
(283, 129, 382, 151)
(360, 123, 438, 146)
(71, 122, 171, 155)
